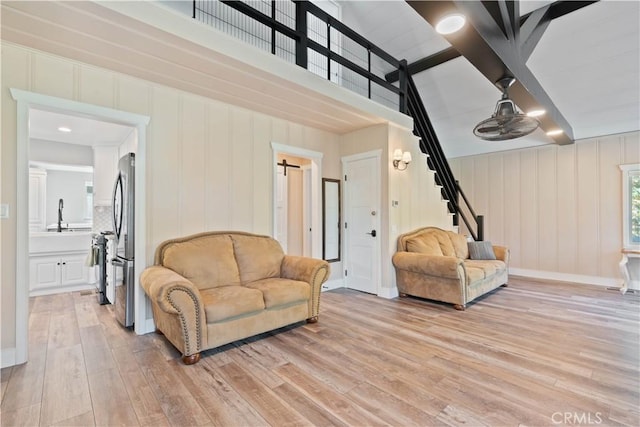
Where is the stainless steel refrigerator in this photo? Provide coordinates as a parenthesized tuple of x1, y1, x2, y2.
(111, 153, 135, 327)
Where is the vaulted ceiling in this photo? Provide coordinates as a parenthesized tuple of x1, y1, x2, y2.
(339, 0, 640, 157)
(3, 1, 638, 159)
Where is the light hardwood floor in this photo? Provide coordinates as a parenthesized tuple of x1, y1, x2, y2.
(1, 277, 639, 426)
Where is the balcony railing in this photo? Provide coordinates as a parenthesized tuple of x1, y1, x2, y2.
(193, 0, 408, 112)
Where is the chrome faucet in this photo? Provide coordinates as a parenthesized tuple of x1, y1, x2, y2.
(57, 198, 64, 232)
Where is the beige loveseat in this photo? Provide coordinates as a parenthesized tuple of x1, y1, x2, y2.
(392, 227, 509, 310)
(141, 231, 330, 364)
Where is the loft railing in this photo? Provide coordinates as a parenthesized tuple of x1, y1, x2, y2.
(193, 0, 483, 240)
(193, 0, 407, 111)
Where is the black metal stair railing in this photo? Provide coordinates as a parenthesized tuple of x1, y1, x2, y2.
(406, 74, 484, 241)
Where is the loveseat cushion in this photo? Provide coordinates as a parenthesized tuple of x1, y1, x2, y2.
(450, 232, 469, 259)
(465, 266, 486, 284)
(200, 285, 265, 323)
(246, 278, 310, 309)
(406, 235, 444, 256)
(231, 234, 285, 284)
(464, 260, 506, 279)
(160, 234, 241, 290)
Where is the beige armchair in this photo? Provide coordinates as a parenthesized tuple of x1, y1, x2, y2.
(141, 231, 330, 364)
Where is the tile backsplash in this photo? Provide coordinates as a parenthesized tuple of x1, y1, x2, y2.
(93, 205, 113, 232)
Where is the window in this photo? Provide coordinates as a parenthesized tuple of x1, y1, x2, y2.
(620, 164, 640, 250)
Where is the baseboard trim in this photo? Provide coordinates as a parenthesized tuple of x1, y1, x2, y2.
(378, 286, 399, 299)
(1, 347, 16, 368)
(140, 318, 156, 335)
(509, 268, 623, 288)
(29, 283, 95, 297)
(321, 279, 344, 292)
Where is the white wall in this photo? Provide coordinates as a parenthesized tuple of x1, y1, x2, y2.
(30, 139, 93, 166)
(449, 132, 640, 285)
(45, 170, 93, 225)
(1, 42, 341, 358)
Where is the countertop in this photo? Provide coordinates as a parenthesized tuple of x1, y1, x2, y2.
(30, 231, 94, 254)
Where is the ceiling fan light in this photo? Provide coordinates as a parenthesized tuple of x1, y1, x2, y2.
(546, 129, 563, 136)
(435, 14, 466, 35)
(527, 109, 546, 117)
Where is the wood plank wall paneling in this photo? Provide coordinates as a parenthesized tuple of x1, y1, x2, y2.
(149, 86, 181, 246)
(180, 95, 207, 236)
(538, 147, 558, 272)
(78, 66, 115, 108)
(556, 145, 578, 274)
(449, 132, 640, 283)
(599, 141, 623, 278)
(488, 155, 504, 244)
(503, 151, 521, 266)
(207, 102, 232, 231)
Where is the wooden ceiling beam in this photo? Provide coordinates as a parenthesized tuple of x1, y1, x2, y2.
(386, 1, 597, 80)
(407, 0, 580, 144)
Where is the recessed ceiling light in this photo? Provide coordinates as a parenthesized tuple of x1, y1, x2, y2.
(527, 109, 546, 118)
(58, 126, 72, 133)
(435, 13, 466, 35)
(546, 129, 563, 136)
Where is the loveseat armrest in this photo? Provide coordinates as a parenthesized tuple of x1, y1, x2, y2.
(140, 266, 206, 356)
(281, 256, 330, 319)
(392, 252, 463, 280)
(492, 245, 510, 264)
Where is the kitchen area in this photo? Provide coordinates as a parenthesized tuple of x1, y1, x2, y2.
(28, 108, 136, 326)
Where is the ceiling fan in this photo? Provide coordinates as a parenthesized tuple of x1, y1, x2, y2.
(473, 77, 540, 141)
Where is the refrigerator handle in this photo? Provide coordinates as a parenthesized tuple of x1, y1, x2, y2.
(111, 258, 125, 268)
(112, 174, 123, 239)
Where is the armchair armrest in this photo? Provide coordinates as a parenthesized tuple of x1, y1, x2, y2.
(281, 255, 330, 319)
(392, 252, 463, 280)
(140, 266, 206, 356)
(492, 245, 510, 263)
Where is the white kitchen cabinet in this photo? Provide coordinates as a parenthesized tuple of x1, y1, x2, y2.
(29, 168, 47, 232)
(93, 146, 119, 205)
(29, 252, 91, 296)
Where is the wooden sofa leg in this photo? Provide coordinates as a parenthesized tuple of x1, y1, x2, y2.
(182, 353, 201, 365)
(453, 304, 466, 311)
(307, 316, 319, 324)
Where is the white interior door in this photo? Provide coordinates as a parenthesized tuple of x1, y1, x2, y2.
(343, 152, 380, 294)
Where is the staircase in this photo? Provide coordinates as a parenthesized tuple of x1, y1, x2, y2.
(405, 74, 484, 241)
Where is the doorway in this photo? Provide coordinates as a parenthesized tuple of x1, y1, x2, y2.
(10, 89, 150, 366)
(342, 150, 381, 295)
(271, 143, 322, 259)
(276, 155, 311, 256)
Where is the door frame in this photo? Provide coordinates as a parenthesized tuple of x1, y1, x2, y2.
(342, 149, 382, 296)
(9, 88, 150, 366)
(271, 142, 323, 259)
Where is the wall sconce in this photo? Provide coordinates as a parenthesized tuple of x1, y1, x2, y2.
(393, 149, 412, 171)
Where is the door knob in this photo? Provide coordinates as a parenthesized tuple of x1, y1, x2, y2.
(366, 230, 377, 237)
